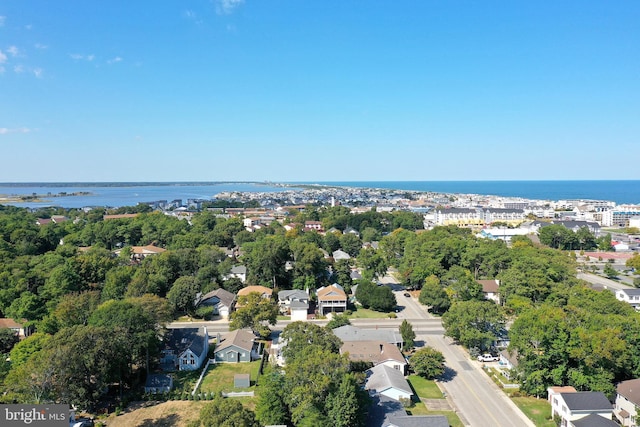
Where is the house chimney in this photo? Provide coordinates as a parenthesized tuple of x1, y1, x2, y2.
(217, 332, 221, 344)
(380, 344, 384, 353)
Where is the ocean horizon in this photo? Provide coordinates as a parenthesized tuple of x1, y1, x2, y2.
(0, 180, 639, 208)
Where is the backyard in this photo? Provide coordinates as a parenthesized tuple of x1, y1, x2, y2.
(199, 360, 262, 395)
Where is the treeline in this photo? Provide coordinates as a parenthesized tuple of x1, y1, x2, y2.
(0, 204, 420, 408)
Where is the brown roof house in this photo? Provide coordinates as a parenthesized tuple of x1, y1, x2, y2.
(614, 378, 640, 426)
(237, 285, 273, 300)
(340, 340, 407, 374)
(0, 318, 28, 338)
(477, 279, 500, 304)
(317, 283, 347, 315)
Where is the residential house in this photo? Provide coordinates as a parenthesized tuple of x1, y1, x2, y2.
(498, 349, 518, 379)
(614, 378, 640, 426)
(197, 288, 236, 318)
(365, 364, 413, 402)
(615, 289, 640, 310)
(277, 290, 310, 321)
(550, 391, 613, 427)
(115, 244, 167, 261)
(332, 325, 403, 349)
(144, 374, 173, 393)
(237, 285, 273, 300)
(344, 226, 360, 237)
(224, 265, 247, 283)
(340, 340, 407, 373)
(214, 329, 261, 363)
(367, 395, 449, 427)
(570, 414, 620, 427)
(0, 318, 27, 338)
(477, 279, 500, 303)
(332, 249, 351, 261)
(304, 221, 323, 232)
(161, 327, 209, 371)
(549, 386, 578, 405)
(317, 283, 347, 315)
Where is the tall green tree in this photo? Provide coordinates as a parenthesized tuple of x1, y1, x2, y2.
(442, 300, 505, 350)
(411, 347, 445, 379)
(194, 396, 259, 427)
(419, 275, 451, 314)
(255, 370, 289, 426)
(326, 373, 368, 427)
(399, 320, 416, 350)
(229, 292, 278, 339)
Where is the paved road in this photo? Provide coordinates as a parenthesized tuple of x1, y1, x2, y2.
(577, 272, 634, 291)
(399, 293, 534, 427)
(169, 285, 535, 426)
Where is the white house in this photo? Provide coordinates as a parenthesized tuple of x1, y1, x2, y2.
(550, 391, 613, 427)
(365, 364, 413, 402)
(615, 289, 640, 310)
(477, 279, 500, 303)
(161, 327, 209, 371)
(615, 378, 640, 426)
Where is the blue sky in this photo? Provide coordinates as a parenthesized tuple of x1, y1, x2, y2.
(1, 1, 639, 182)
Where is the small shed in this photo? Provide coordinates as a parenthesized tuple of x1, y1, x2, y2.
(145, 374, 173, 393)
(234, 374, 251, 388)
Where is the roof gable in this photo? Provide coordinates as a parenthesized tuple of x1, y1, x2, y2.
(560, 391, 611, 411)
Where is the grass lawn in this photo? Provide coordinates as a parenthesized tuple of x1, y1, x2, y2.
(511, 396, 556, 427)
(348, 307, 392, 319)
(172, 370, 201, 393)
(405, 403, 464, 427)
(407, 375, 444, 399)
(199, 361, 261, 395)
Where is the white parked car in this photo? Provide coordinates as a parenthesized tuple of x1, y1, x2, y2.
(477, 353, 499, 362)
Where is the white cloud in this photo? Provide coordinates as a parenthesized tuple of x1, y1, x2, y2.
(215, 0, 245, 15)
(33, 68, 43, 78)
(14, 64, 24, 73)
(184, 9, 196, 19)
(0, 16, 5, 27)
(0, 66, 4, 74)
(25, 24, 32, 30)
(35, 43, 48, 50)
(7, 46, 19, 57)
(107, 56, 123, 64)
(0, 127, 32, 135)
(70, 53, 96, 62)
(0, 50, 7, 64)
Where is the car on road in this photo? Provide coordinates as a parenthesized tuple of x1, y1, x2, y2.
(477, 353, 499, 362)
(404, 292, 411, 297)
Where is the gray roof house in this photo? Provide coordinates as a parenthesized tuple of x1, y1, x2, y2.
(367, 395, 449, 427)
(161, 327, 209, 371)
(333, 325, 403, 348)
(570, 414, 619, 427)
(214, 329, 261, 363)
(197, 288, 236, 318)
(144, 374, 173, 393)
(551, 391, 613, 426)
(365, 364, 413, 402)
